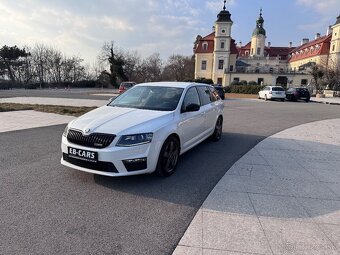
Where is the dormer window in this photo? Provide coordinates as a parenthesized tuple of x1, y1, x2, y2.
(202, 42, 208, 51)
(315, 44, 320, 50)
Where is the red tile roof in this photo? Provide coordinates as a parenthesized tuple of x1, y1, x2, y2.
(194, 32, 215, 54)
(194, 32, 239, 55)
(289, 34, 331, 62)
(230, 39, 239, 54)
(237, 42, 294, 59)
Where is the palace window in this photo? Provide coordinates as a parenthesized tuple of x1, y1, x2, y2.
(218, 60, 224, 70)
(221, 42, 225, 49)
(257, 47, 261, 55)
(201, 60, 207, 70)
(229, 65, 234, 72)
(301, 79, 308, 85)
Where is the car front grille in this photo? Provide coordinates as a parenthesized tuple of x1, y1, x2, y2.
(67, 129, 116, 149)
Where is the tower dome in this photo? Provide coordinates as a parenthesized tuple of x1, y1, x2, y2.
(252, 9, 266, 36)
(216, 0, 232, 22)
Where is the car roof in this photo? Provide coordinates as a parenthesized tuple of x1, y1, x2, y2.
(134, 82, 212, 89)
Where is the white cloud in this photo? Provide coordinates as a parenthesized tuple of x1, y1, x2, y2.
(296, 0, 340, 33)
(297, 0, 340, 14)
(0, 0, 205, 63)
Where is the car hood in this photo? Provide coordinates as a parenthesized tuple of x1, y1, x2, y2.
(69, 106, 174, 135)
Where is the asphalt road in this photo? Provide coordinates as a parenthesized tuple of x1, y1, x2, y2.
(1, 99, 340, 255)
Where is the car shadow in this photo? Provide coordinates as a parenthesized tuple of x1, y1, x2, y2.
(93, 131, 265, 208)
(93, 132, 340, 221)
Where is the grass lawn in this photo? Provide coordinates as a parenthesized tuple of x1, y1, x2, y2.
(0, 103, 96, 117)
(225, 93, 258, 99)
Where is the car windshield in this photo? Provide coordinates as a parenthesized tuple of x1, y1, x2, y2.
(109, 86, 184, 111)
(272, 87, 285, 91)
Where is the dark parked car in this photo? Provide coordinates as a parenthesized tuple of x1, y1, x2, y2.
(286, 87, 310, 102)
(213, 85, 225, 100)
(118, 82, 136, 94)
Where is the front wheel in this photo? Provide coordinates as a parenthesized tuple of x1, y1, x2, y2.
(305, 98, 310, 102)
(155, 136, 180, 177)
(211, 117, 223, 142)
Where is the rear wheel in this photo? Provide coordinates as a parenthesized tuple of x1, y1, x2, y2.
(211, 117, 223, 142)
(155, 136, 180, 177)
(281, 98, 285, 102)
(305, 98, 310, 102)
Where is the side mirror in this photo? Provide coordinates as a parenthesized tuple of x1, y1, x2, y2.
(183, 103, 200, 113)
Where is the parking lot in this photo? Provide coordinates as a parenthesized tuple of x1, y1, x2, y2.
(1, 97, 340, 254)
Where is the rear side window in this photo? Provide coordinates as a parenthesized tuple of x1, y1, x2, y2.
(209, 87, 220, 101)
(182, 87, 200, 110)
(272, 87, 285, 91)
(197, 86, 212, 105)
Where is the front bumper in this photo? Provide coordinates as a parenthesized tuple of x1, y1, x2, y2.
(60, 136, 160, 177)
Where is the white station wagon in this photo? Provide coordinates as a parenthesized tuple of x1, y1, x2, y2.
(258, 86, 286, 101)
(61, 82, 224, 177)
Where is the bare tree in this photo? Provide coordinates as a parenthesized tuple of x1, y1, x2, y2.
(139, 53, 163, 82)
(98, 41, 128, 87)
(162, 54, 195, 81)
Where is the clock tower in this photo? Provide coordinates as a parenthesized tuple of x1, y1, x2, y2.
(212, 0, 233, 84)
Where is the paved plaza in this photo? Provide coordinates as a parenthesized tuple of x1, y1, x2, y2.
(174, 119, 340, 255)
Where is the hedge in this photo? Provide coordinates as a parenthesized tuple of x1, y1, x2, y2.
(224, 85, 265, 94)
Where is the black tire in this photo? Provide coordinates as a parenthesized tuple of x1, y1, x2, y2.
(211, 117, 223, 142)
(281, 98, 285, 102)
(291, 95, 297, 102)
(155, 136, 180, 177)
(265, 95, 268, 101)
(305, 98, 310, 102)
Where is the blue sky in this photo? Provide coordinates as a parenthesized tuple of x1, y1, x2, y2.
(0, 0, 339, 64)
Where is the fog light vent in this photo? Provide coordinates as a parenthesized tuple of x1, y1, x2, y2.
(123, 157, 147, 172)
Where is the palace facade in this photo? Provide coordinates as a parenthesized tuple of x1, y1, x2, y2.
(194, 3, 340, 87)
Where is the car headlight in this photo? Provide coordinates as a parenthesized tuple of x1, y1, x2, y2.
(63, 125, 69, 137)
(116, 133, 153, 147)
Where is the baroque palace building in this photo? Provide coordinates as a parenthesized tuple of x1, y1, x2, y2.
(194, 2, 340, 87)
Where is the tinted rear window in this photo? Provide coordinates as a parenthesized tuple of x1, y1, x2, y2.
(272, 87, 285, 91)
(296, 88, 308, 92)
